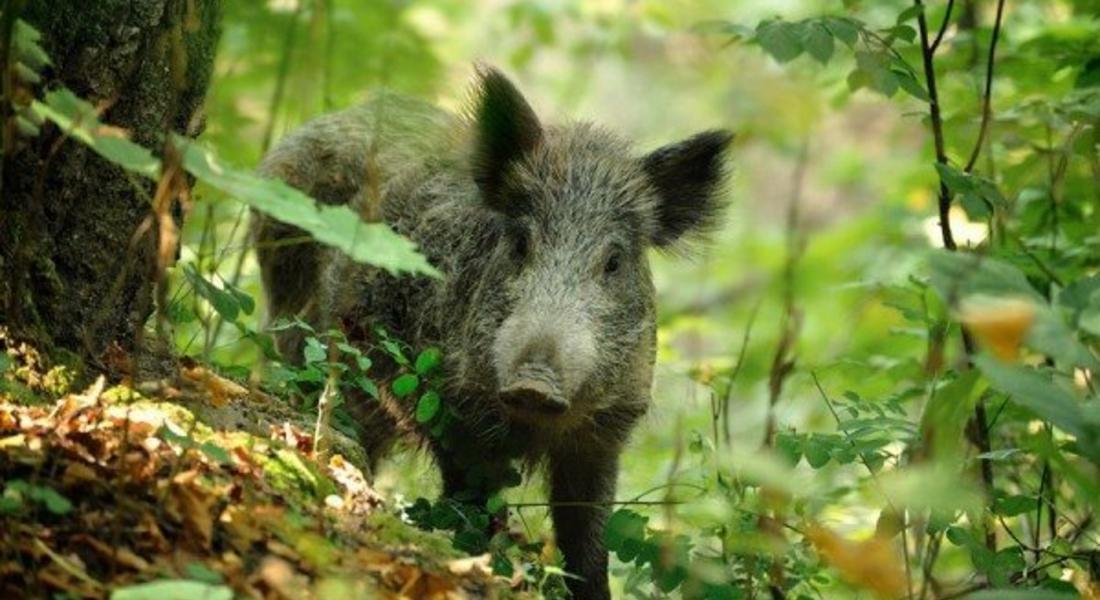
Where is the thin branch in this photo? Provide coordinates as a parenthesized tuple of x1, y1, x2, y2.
(929, 0, 956, 55)
(914, 0, 956, 251)
(915, 0, 996, 553)
(962, 0, 1007, 174)
(260, 2, 304, 153)
(720, 297, 763, 446)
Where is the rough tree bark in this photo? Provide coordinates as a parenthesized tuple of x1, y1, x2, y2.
(0, 0, 221, 371)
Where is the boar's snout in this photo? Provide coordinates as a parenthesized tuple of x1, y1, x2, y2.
(500, 363, 569, 416)
(493, 303, 596, 419)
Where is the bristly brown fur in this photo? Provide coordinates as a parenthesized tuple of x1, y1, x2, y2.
(253, 65, 733, 600)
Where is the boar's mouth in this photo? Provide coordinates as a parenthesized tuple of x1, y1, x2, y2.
(499, 364, 570, 417)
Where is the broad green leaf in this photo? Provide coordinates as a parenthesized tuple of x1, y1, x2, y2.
(110, 579, 234, 600)
(756, 20, 803, 63)
(415, 390, 441, 423)
(885, 24, 917, 43)
(879, 463, 982, 514)
(926, 251, 1042, 303)
(485, 494, 506, 514)
(35, 485, 73, 515)
(605, 508, 648, 557)
(182, 562, 224, 584)
(804, 434, 832, 468)
(32, 90, 161, 179)
(174, 136, 439, 278)
(775, 431, 803, 466)
(392, 374, 419, 398)
(993, 494, 1037, 517)
(801, 21, 834, 64)
(303, 337, 327, 364)
(182, 265, 240, 323)
(198, 442, 232, 465)
(894, 69, 930, 101)
(824, 16, 861, 47)
(919, 371, 983, 462)
(896, 5, 923, 24)
(964, 590, 1076, 600)
(975, 355, 1100, 462)
(415, 347, 443, 375)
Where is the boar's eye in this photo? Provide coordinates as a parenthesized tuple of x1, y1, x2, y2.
(511, 228, 529, 262)
(604, 248, 622, 276)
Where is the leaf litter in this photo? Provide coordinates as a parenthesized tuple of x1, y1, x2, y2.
(0, 343, 533, 599)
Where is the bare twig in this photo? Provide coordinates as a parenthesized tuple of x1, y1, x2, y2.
(720, 297, 762, 446)
(962, 0, 1007, 174)
(762, 138, 808, 449)
(914, 0, 956, 252)
(929, 0, 956, 55)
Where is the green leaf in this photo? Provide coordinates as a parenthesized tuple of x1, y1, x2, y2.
(35, 486, 73, 515)
(945, 525, 975, 547)
(926, 251, 1041, 303)
(824, 16, 861, 47)
(801, 21, 834, 64)
(485, 494, 506, 514)
(380, 340, 409, 365)
(885, 24, 917, 43)
(110, 579, 234, 600)
(756, 20, 803, 63)
(392, 374, 420, 398)
(182, 265, 240, 323)
(804, 434, 832, 468)
(355, 376, 379, 399)
(775, 431, 803, 466)
(31, 90, 161, 179)
(896, 5, 923, 24)
(605, 508, 648, 557)
(198, 442, 232, 465)
(974, 355, 1100, 462)
(919, 371, 983, 461)
(964, 591, 1077, 600)
(415, 390, 441, 423)
(174, 135, 439, 278)
(12, 20, 51, 70)
(414, 347, 443, 375)
(182, 562, 224, 585)
(894, 69, 930, 101)
(993, 494, 1037, 517)
(303, 337, 327, 364)
(225, 284, 255, 316)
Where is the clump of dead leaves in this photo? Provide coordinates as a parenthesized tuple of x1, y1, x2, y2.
(0, 370, 533, 600)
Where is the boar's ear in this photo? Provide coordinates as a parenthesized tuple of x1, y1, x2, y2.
(470, 66, 543, 212)
(642, 129, 734, 247)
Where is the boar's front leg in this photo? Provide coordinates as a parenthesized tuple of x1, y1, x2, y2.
(549, 445, 619, 600)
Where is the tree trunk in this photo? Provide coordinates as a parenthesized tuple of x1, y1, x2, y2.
(0, 0, 222, 371)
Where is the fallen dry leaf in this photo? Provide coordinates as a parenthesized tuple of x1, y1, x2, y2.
(165, 470, 219, 550)
(957, 295, 1036, 362)
(805, 523, 906, 600)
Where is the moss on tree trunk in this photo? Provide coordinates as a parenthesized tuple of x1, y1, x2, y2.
(0, 0, 222, 371)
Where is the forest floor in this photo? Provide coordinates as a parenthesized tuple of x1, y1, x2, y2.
(0, 334, 535, 599)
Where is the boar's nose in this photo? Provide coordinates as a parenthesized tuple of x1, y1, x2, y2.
(500, 363, 570, 416)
